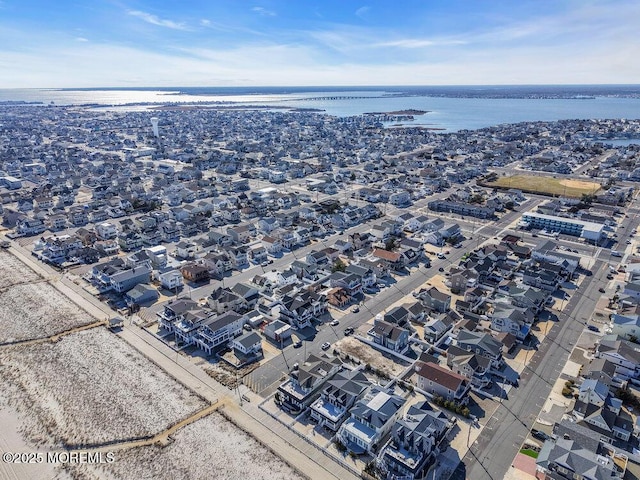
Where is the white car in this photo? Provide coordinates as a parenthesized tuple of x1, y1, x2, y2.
(321, 342, 331, 351)
(330, 320, 339, 326)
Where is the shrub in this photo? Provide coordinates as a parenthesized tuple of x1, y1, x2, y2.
(561, 386, 573, 397)
(334, 439, 347, 453)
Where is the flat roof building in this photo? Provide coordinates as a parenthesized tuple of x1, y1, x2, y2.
(521, 212, 605, 242)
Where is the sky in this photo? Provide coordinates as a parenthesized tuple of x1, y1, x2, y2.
(0, 0, 638, 88)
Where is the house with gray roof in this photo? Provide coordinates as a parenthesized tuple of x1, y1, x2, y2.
(368, 318, 410, 355)
(124, 284, 158, 306)
(377, 401, 453, 480)
(230, 331, 262, 358)
(192, 311, 246, 355)
(596, 337, 640, 380)
(276, 353, 342, 414)
(446, 345, 492, 388)
(420, 286, 451, 313)
(456, 330, 504, 368)
(156, 298, 199, 332)
(337, 386, 406, 454)
(110, 264, 152, 294)
(309, 368, 370, 431)
(536, 434, 626, 479)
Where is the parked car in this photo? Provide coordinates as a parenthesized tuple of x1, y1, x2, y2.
(352, 306, 360, 313)
(436, 253, 445, 259)
(531, 430, 549, 441)
(293, 340, 302, 348)
(321, 342, 331, 350)
(330, 320, 339, 326)
(587, 325, 600, 332)
(344, 327, 355, 336)
(243, 324, 252, 331)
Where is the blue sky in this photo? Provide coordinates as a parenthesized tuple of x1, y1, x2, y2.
(0, 0, 638, 87)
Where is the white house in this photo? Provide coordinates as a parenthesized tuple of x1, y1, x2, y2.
(96, 222, 118, 240)
(158, 269, 184, 290)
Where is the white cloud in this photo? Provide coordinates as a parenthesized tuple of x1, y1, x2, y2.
(375, 39, 467, 48)
(252, 7, 276, 17)
(127, 10, 190, 31)
(75, 37, 89, 42)
(355, 6, 370, 19)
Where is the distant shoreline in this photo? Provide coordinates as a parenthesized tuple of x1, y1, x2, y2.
(364, 109, 428, 115)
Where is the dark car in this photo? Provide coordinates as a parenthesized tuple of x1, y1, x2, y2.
(531, 430, 549, 441)
(598, 287, 606, 293)
(438, 267, 444, 272)
(587, 325, 600, 332)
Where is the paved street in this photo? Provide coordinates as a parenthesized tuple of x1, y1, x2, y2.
(452, 196, 640, 480)
(5, 241, 360, 480)
(246, 201, 541, 395)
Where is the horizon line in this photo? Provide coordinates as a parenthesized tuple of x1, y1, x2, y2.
(2, 83, 640, 91)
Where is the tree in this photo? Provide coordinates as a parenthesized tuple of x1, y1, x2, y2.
(331, 259, 347, 273)
(581, 193, 595, 205)
(384, 238, 398, 251)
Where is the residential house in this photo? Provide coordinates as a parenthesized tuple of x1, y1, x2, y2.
(230, 331, 262, 358)
(264, 320, 292, 343)
(345, 264, 377, 288)
(536, 433, 626, 480)
(110, 265, 152, 294)
(596, 337, 640, 380)
(192, 311, 246, 355)
(309, 369, 370, 431)
(180, 263, 210, 283)
(262, 235, 283, 256)
(158, 268, 184, 291)
(610, 305, 640, 339)
(377, 402, 452, 480)
(446, 345, 492, 388)
(415, 361, 471, 404)
(371, 248, 403, 271)
(456, 330, 503, 368)
(124, 284, 159, 305)
(420, 287, 451, 313)
(276, 353, 342, 414)
(96, 222, 118, 240)
(207, 287, 244, 314)
(337, 386, 406, 454)
(368, 318, 410, 355)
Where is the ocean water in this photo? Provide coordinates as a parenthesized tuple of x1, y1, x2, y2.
(1, 85, 639, 132)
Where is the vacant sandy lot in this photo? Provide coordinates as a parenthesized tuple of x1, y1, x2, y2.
(0, 282, 96, 343)
(334, 336, 407, 377)
(0, 328, 207, 448)
(62, 413, 305, 480)
(0, 249, 42, 289)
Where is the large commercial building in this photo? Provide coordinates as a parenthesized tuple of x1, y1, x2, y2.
(521, 212, 605, 242)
